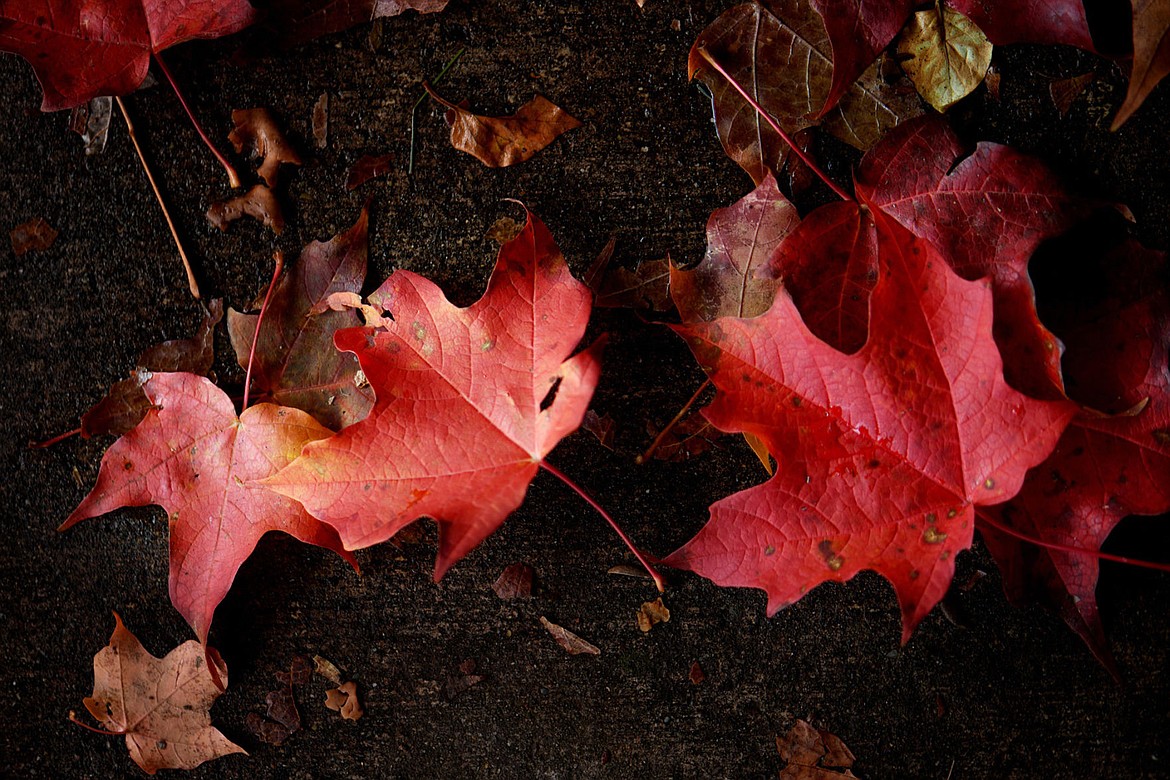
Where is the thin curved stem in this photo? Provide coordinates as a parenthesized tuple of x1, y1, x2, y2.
(30, 427, 81, 449)
(153, 51, 241, 188)
(976, 510, 1170, 574)
(695, 47, 854, 202)
(540, 460, 666, 592)
(68, 711, 124, 737)
(637, 379, 711, 464)
(242, 251, 285, 411)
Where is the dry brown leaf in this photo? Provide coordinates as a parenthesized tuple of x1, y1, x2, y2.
(312, 93, 329, 148)
(1113, 0, 1170, 129)
(492, 563, 534, 599)
(540, 616, 601, 656)
(896, 5, 993, 112)
(324, 681, 363, 720)
(313, 655, 344, 685)
(647, 413, 722, 462)
(608, 563, 656, 580)
(68, 96, 112, 155)
(228, 108, 303, 187)
(777, 719, 858, 779)
(582, 410, 617, 450)
(425, 84, 582, 167)
(82, 613, 245, 774)
(10, 216, 57, 255)
(346, 153, 393, 189)
(207, 184, 286, 234)
(1049, 72, 1096, 116)
(689, 661, 706, 685)
(485, 215, 525, 244)
(636, 597, 670, 632)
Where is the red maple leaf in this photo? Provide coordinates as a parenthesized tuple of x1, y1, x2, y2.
(0, 0, 256, 111)
(62, 373, 357, 643)
(262, 211, 605, 577)
(981, 241, 1170, 664)
(665, 212, 1075, 640)
(856, 115, 1095, 400)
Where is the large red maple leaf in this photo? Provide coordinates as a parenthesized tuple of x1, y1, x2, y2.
(0, 0, 256, 111)
(981, 241, 1170, 664)
(665, 212, 1075, 640)
(62, 372, 356, 643)
(262, 211, 604, 577)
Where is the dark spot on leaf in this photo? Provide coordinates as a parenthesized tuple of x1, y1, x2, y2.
(540, 376, 563, 411)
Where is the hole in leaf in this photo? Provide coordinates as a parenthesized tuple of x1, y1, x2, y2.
(539, 376, 563, 412)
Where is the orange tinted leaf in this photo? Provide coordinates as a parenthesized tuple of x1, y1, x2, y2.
(426, 85, 582, 167)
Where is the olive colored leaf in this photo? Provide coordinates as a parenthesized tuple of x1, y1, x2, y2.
(896, 5, 992, 112)
(228, 206, 374, 431)
(425, 84, 582, 168)
(83, 613, 245, 774)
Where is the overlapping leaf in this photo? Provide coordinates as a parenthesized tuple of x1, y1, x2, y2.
(63, 373, 357, 643)
(263, 211, 604, 577)
(665, 213, 1075, 639)
(0, 0, 256, 110)
(227, 207, 374, 431)
(1112, 0, 1170, 128)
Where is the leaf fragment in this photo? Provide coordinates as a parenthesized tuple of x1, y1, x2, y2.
(10, 216, 57, 255)
(777, 720, 857, 778)
(540, 616, 601, 656)
(425, 85, 582, 167)
(228, 108, 303, 187)
(324, 681, 363, 720)
(492, 563, 534, 599)
(636, 597, 671, 632)
(206, 184, 286, 234)
(346, 154, 393, 190)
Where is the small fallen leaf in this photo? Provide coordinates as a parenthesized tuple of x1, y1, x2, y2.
(207, 184, 286, 234)
(485, 215, 525, 244)
(689, 661, 705, 685)
(312, 655, 343, 685)
(1049, 72, 1096, 116)
(312, 93, 328, 149)
(324, 681, 363, 720)
(582, 410, 616, 450)
(636, 597, 670, 632)
(777, 719, 857, 778)
(10, 216, 57, 255)
(984, 67, 1002, 101)
(245, 683, 300, 746)
(82, 613, 245, 774)
(593, 257, 673, 311)
(81, 299, 223, 438)
(608, 563, 656, 580)
(68, 96, 112, 155)
(346, 153, 393, 190)
(492, 563, 534, 599)
(228, 108, 303, 187)
(425, 84, 582, 167)
(540, 616, 601, 656)
(647, 413, 721, 462)
(275, 656, 313, 686)
(896, 5, 993, 112)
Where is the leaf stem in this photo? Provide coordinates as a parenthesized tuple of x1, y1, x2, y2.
(637, 379, 711, 464)
(68, 711, 125, 737)
(116, 96, 201, 299)
(976, 510, 1170, 574)
(409, 47, 465, 175)
(695, 47, 854, 202)
(242, 251, 285, 411)
(540, 460, 666, 592)
(153, 51, 241, 188)
(29, 427, 81, 449)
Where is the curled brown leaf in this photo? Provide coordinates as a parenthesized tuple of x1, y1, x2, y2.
(228, 108, 303, 187)
(207, 184, 286, 234)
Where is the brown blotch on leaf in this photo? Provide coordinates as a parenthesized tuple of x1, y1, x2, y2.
(10, 217, 58, 255)
(346, 154, 393, 190)
(492, 563, 534, 599)
(425, 83, 582, 167)
(207, 184, 285, 234)
(540, 616, 601, 656)
(324, 681, 363, 720)
(636, 597, 671, 632)
(228, 108, 303, 187)
(776, 719, 857, 778)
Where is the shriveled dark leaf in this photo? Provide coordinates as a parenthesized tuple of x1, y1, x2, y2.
(582, 410, 616, 450)
(10, 216, 57, 255)
(207, 184, 286, 234)
(492, 563, 534, 599)
(1050, 72, 1096, 116)
(228, 108, 302, 187)
(346, 153, 393, 190)
(540, 616, 601, 656)
(647, 413, 722, 462)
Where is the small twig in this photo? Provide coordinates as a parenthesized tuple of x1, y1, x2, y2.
(976, 510, 1170, 573)
(29, 427, 81, 449)
(68, 711, 124, 737)
(540, 460, 666, 592)
(409, 47, 466, 175)
(242, 251, 285, 411)
(637, 379, 711, 464)
(116, 96, 201, 300)
(153, 51, 241, 188)
(695, 47, 854, 202)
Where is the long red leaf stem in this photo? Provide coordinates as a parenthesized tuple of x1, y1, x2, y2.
(116, 96, 201, 299)
(30, 427, 81, 449)
(637, 378, 711, 464)
(68, 711, 125, 737)
(695, 46, 854, 203)
(242, 251, 285, 411)
(976, 510, 1170, 574)
(153, 52, 241, 189)
(540, 460, 666, 592)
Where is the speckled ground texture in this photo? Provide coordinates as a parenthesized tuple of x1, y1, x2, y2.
(2, 2, 1169, 778)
